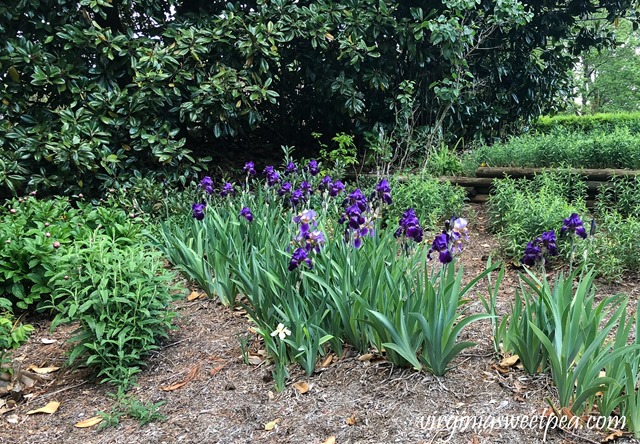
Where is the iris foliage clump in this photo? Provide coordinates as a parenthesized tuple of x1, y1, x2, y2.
(157, 157, 490, 388)
(484, 214, 640, 436)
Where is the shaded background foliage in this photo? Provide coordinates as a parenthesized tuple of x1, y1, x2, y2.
(1, 0, 637, 196)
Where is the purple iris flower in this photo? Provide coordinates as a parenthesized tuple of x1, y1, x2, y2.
(305, 230, 326, 253)
(192, 202, 206, 220)
(288, 247, 313, 271)
(540, 230, 558, 256)
(293, 209, 318, 235)
(290, 189, 305, 207)
(521, 241, 542, 266)
(300, 181, 312, 194)
(395, 208, 423, 243)
(243, 161, 256, 176)
(263, 166, 281, 186)
(373, 178, 392, 205)
(239, 207, 254, 222)
(521, 229, 558, 266)
(451, 217, 469, 252)
(220, 182, 236, 197)
(199, 176, 214, 195)
(329, 180, 345, 197)
(278, 182, 292, 196)
(428, 233, 453, 264)
(319, 175, 332, 191)
(344, 189, 368, 212)
(307, 159, 320, 176)
(285, 161, 297, 175)
(340, 204, 366, 229)
(561, 213, 587, 239)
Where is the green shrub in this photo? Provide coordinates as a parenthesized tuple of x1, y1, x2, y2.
(424, 146, 464, 177)
(0, 195, 146, 312)
(0, 311, 34, 366)
(467, 127, 640, 170)
(0, 196, 85, 310)
(587, 211, 640, 280)
(535, 112, 640, 134)
(47, 235, 182, 388)
(386, 175, 467, 231)
(596, 176, 640, 219)
(487, 171, 588, 257)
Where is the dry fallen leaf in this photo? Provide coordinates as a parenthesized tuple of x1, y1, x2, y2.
(26, 401, 60, 415)
(346, 415, 357, 426)
(161, 364, 200, 391)
(490, 363, 510, 375)
(187, 291, 204, 301)
(293, 382, 309, 394)
(358, 353, 373, 362)
(264, 418, 280, 431)
(209, 364, 226, 376)
(603, 429, 624, 442)
(322, 436, 336, 444)
(74, 416, 103, 428)
(248, 355, 263, 365)
(27, 365, 60, 375)
(321, 354, 333, 368)
(499, 355, 520, 368)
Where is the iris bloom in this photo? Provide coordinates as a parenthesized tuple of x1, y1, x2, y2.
(285, 161, 297, 175)
(289, 247, 313, 271)
(329, 180, 345, 197)
(305, 230, 326, 253)
(307, 159, 320, 176)
(373, 178, 392, 205)
(521, 230, 557, 266)
(300, 181, 312, 194)
(521, 241, 542, 266)
(395, 208, 423, 243)
(561, 213, 587, 239)
(271, 323, 291, 340)
(199, 176, 214, 195)
(293, 209, 317, 235)
(239, 207, 253, 222)
(290, 189, 305, 207)
(263, 166, 281, 186)
(428, 233, 453, 264)
(319, 175, 332, 191)
(539, 230, 558, 256)
(192, 202, 206, 220)
(344, 189, 368, 212)
(220, 182, 236, 197)
(243, 161, 256, 176)
(278, 182, 292, 196)
(451, 217, 469, 251)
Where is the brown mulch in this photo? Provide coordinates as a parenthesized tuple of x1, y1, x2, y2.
(2, 203, 639, 444)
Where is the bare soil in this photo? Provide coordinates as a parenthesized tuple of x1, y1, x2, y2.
(2, 203, 639, 444)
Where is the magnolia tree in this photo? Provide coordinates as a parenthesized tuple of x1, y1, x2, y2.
(1, 0, 638, 195)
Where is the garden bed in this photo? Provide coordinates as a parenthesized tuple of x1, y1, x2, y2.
(1, 203, 639, 444)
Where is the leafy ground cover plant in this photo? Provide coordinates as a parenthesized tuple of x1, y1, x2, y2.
(386, 175, 466, 231)
(0, 310, 34, 367)
(488, 170, 588, 259)
(0, 194, 147, 312)
(46, 234, 182, 389)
